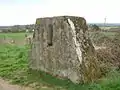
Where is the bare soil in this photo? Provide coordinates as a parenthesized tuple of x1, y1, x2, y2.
(0, 78, 34, 90)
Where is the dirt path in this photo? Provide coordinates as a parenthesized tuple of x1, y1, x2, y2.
(0, 78, 34, 90)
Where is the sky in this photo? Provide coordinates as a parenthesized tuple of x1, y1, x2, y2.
(0, 0, 120, 26)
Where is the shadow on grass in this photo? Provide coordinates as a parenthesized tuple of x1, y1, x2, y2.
(11, 68, 89, 90)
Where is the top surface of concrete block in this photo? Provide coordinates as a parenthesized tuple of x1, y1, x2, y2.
(36, 15, 84, 19)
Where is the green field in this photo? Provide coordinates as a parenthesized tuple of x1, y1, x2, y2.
(89, 32, 117, 38)
(0, 33, 32, 46)
(0, 32, 120, 90)
(0, 33, 32, 40)
(100, 26, 119, 30)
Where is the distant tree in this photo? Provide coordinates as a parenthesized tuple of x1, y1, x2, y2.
(91, 24, 101, 31)
(25, 25, 29, 29)
(12, 25, 20, 32)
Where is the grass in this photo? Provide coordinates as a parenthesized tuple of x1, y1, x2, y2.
(0, 32, 120, 90)
(0, 32, 33, 45)
(100, 26, 119, 30)
(89, 32, 116, 39)
(0, 32, 32, 40)
(0, 44, 120, 90)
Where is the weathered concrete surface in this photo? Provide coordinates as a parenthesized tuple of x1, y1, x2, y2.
(29, 16, 99, 83)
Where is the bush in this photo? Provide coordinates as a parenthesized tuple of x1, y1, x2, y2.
(95, 32, 120, 76)
(89, 24, 101, 31)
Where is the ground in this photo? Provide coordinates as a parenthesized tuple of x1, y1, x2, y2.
(0, 32, 120, 90)
(0, 78, 34, 90)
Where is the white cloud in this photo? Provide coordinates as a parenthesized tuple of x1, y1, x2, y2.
(0, 0, 120, 26)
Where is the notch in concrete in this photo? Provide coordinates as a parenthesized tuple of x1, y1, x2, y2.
(47, 24, 53, 46)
